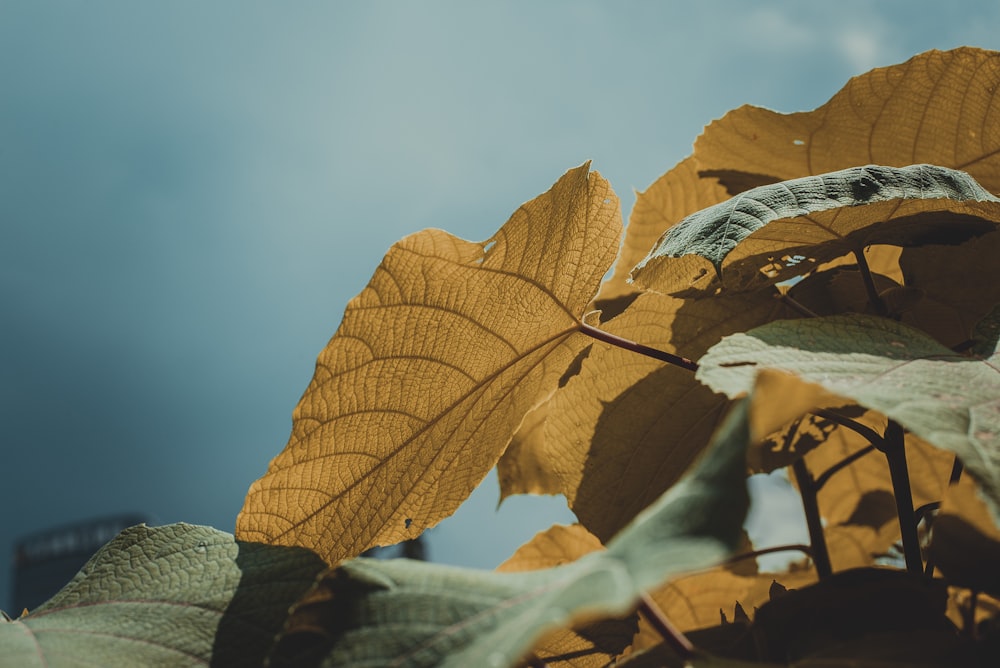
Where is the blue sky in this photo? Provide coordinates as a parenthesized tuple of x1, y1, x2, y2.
(2, 1, 999, 608)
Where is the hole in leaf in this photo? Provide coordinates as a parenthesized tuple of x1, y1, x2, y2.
(792, 139, 805, 146)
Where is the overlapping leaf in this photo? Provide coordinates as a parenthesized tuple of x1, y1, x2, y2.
(268, 402, 751, 668)
(495, 524, 636, 667)
(697, 313, 1000, 522)
(898, 228, 1000, 348)
(0, 524, 327, 667)
(929, 477, 1000, 597)
(600, 156, 731, 299)
(237, 164, 622, 563)
(694, 47, 1000, 196)
(639, 565, 816, 639)
(631, 164, 1000, 295)
(498, 291, 795, 541)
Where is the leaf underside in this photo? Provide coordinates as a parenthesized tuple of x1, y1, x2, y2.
(237, 163, 622, 564)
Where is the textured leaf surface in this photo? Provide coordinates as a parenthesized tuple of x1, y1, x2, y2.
(496, 524, 635, 668)
(0, 524, 326, 667)
(270, 403, 751, 668)
(600, 156, 731, 299)
(237, 164, 622, 563)
(694, 47, 1000, 196)
(698, 314, 1000, 520)
(632, 164, 1000, 295)
(498, 291, 794, 541)
(640, 566, 816, 637)
(899, 229, 1000, 348)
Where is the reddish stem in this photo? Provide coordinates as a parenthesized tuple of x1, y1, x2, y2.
(638, 593, 696, 659)
(577, 321, 698, 372)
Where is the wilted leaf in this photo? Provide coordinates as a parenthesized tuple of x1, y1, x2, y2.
(631, 164, 1000, 295)
(0, 523, 326, 667)
(269, 401, 752, 668)
(694, 47, 1000, 196)
(237, 164, 622, 563)
(498, 290, 794, 541)
(698, 313, 1000, 522)
(600, 156, 731, 299)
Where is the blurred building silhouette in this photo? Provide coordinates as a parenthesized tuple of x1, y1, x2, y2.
(10, 514, 150, 613)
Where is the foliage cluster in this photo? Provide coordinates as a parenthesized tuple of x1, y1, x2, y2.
(5, 47, 1000, 667)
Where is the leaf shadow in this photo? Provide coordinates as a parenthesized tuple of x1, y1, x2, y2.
(211, 541, 328, 667)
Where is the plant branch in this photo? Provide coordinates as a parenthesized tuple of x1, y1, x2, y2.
(882, 420, 922, 575)
(792, 458, 833, 579)
(853, 247, 888, 317)
(526, 655, 550, 668)
(638, 593, 696, 660)
(577, 321, 698, 372)
(949, 456, 965, 484)
(723, 543, 814, 565)
(778, 292, 821, 318)
(812, 409, 885, 450)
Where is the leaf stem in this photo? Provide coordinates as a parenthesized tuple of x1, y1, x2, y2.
(526, 654, 550, 668)
(814, 443, 877, 490)
(853, 247, 888, 317)
(882, 420, 923, 575)
(792, 458, 833, 579)
(638, 593, 696, 660)
(779, 292, 821, 318)
(723, 543, 814, 565)
(577, 322, 698, 372)
(812, 409, 885, 450)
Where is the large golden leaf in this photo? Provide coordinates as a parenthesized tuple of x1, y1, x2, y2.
(694, 47, 1000, 195)
(498, 291, 796, 541)
(236, 164, 622, 562)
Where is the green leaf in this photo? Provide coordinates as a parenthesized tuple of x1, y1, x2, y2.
(0, 523, 327, 667)
(631, 164, 1000, 295)
(697, 313, 1000, 521)
(270, 401, 752, 668)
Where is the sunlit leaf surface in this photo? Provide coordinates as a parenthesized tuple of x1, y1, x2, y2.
(237, 164, 621, 563)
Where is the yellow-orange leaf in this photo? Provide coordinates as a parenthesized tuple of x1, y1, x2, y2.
(600, 156, 731, 299)
(236, 164, 622, 563)
(497, 524, 633, 668)
(499, 291, 795, 541)
(639, 565, 816, 639)
(695, 47, 1000, 195)
(496, 523, 605, 572)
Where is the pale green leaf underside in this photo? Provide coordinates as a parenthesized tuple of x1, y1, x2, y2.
(632, 164, 1000, 294)
(274, 402, 751, 668)
(0, 523, 326, 667)
(697, 314, 1000, 520)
